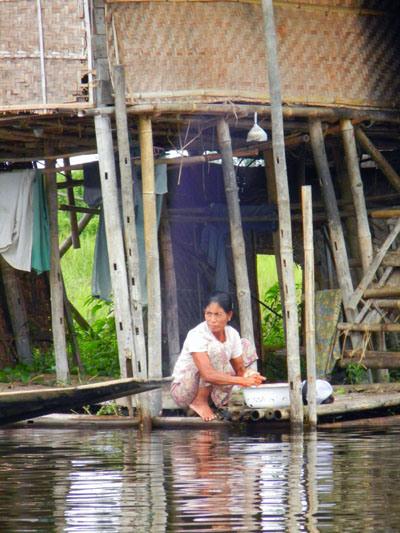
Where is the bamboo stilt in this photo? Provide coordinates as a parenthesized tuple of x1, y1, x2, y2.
(302, 186, 317, 428)
(340, 120, 373, 272)
(261, 0, 303, 427)
(216, 118, 255, 348)
(94, 114, 137, 385)
(138, 115, 163, 417)
(45, 158, 70, 384)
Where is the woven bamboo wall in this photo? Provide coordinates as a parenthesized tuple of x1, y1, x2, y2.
(106, 0, 400, 108)
(0, 0, 89, 109)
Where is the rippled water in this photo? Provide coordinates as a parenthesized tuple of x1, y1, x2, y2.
(0, 425, 400, 532)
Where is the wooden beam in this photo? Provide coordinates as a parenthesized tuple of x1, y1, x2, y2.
(138, 115, 163, 417)
(302, 186, 317, 427)
(261, 0, 303, 427)
(45, 158, 70, 384)
(355, 127, 400, 192)
(348, 217, 400, 310)
(217, 118, 255, 347)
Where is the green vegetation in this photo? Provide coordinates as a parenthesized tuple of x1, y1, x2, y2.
(257, 255, 303, 381)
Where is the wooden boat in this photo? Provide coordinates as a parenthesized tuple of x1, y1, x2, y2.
(0, 378, 163, 426)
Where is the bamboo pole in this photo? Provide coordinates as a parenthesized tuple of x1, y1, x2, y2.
(261, 0, 303, 427)
(370, 209, 400, 219)
(94, 114, 137, 384)
(63, 158, 80, 249)
(159, 201, 181, 373)
(302, 186, 317, 428)
(216, 118, 255, 347)
(340, 120, 373, 272)
(364, 287, 400, 299)
(0, 257, 32, 365)
(355, 127, 400, 192)
(338, 323, 400, 332)
(138, 115, 163, 417)
(348, 217, 400, 310)
(45, 158, 70, 384)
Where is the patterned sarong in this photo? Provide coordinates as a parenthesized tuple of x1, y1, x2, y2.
(170, 338, 257, 408)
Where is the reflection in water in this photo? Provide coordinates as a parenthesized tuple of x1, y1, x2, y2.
(0, 426, 400, 531)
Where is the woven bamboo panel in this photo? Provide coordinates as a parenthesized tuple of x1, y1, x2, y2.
(0, 0, 88, 108)
(107, 1, 400, 108)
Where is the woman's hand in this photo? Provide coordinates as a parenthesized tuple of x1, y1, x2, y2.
(240, 372, 266, 387)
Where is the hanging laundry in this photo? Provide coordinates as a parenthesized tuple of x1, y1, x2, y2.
(0, 169, 35, 271)
(31, 173, 50, 274)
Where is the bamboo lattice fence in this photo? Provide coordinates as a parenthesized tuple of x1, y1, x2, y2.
(105, 0, 400, 109)
(0, 0, 91, 110)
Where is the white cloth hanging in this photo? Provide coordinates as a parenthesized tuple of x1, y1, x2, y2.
(0, 169, 35, 271)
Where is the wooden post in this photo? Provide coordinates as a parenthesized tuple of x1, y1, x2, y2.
(261, 0, 303, 427)
(63, 157, 80, 249)
(355, 127, 400, 192)
(138, 115, 163, 416)
(94, 114, 137, 383)
(0, 257, 32, 365)
(216, 118, 255, 348)
(302, 186, 317, 428)
(45, 159, 70, 384)
(160, 201, 181, 373)
(114, 65, 148, 382)
(340, 120, 373, 272)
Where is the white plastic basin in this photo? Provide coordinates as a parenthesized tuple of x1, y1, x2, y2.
(243, 383, 290, 409)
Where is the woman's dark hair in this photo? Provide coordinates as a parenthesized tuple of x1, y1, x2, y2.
(205, 291, 234, 313)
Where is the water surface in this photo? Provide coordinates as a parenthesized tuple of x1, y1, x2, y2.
(0, 425, 400, 531)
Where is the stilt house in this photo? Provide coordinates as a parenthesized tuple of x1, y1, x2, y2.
(1, 0, 400, 422)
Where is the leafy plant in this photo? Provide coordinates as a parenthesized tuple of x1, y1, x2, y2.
(345, 361, 368, 384)
(260, 281, 302, 348)
(74, 297, 119, 377)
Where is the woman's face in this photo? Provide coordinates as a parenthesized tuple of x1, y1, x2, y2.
(204, 302, 232, 334)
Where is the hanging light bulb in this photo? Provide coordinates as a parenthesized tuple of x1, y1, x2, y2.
(246, 112, 268, 143)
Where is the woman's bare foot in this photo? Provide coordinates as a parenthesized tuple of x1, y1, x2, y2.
(189, 385, 216, 421)
(189, 400, 216, 421)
